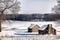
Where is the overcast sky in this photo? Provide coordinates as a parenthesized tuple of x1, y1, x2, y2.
(18, 0, 57, 14)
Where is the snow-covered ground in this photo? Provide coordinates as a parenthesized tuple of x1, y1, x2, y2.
(0, 20, 60, 36)
(2, 20, 56, 29)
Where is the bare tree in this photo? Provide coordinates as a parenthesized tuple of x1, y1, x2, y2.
(0, 0, 20, 32)
(52, 0, 60, 26)
(52, 0, 60, 14)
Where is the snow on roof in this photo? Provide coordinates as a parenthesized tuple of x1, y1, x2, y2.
(28, 24, 38, 28)
(39, 24, 57, 31)
(39, 25, 48, 30)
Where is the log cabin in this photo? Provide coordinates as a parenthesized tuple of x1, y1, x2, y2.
(38, 24, 56, 35)
(28, 24, 40, 32)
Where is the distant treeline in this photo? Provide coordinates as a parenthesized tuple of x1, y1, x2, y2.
(3, 14, 60, 21)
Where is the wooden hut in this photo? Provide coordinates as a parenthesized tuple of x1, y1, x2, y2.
(28, 24, 40, 32)
(38, 24, 56, 35)
(38, 25, 48, 35)
(48, 24, 56, 35)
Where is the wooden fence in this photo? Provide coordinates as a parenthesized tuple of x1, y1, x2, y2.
(0, 35, 60, 40)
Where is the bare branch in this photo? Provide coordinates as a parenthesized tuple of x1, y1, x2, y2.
(2, 0, 17, 12)
(0, 0, 20, 14)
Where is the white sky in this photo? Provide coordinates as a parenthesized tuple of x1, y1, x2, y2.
(18, 0, 57, 14)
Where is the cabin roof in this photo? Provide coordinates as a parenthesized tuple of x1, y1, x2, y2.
(39, 25, 48, 30)
(28, 24, 39, 28)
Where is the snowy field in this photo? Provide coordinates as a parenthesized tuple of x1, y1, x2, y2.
(0, 20, 60, 36)
(0, 20, 60, 40)
(2, 20, 56, 29)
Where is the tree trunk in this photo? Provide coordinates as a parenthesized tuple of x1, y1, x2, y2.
(0, 19, 1, 32)
(0, 13, 3, 32)
(0, 14, 2, 32)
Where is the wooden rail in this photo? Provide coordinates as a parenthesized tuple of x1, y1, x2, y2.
(0, 35, 60, 40)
